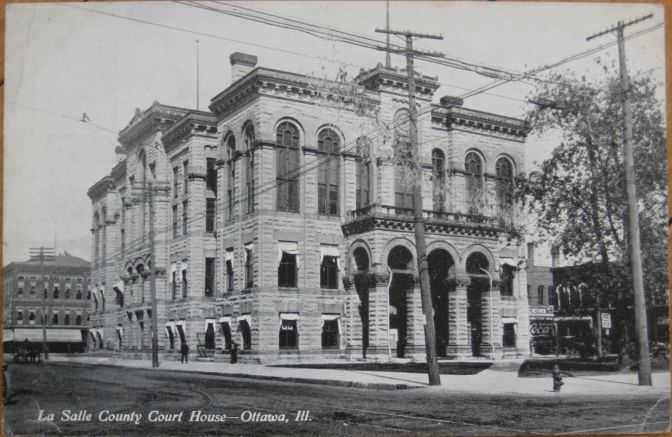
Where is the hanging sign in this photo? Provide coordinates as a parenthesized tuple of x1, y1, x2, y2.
(601, 312, 612, 329)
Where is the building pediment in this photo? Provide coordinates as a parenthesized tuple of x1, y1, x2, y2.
(118, 102, 191, 148)
(162, 111, 218, 153)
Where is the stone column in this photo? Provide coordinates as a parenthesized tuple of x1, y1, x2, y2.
(367, 271, 391, 360)
(405, 278, 426, 360)
(480, 278, 503, 359)
(447, 276, 471, 358)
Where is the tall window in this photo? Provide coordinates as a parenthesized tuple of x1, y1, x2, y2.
(205, 257, 215, 297)
(226, 248, 234, 291)
(181, 267, 188, 298)
(500, 265, 514, 296)
(173, 166, 179, 198)
(465, 152, 483, 215)
(537, 285, 544, 305)
(432, 149, 446, 211)
(355, 137, 371, 210)
(321, 317, 339, 348)
(206, 158, 217, 194)
(101, 207, 107, 263)
(183, 161, 189, 195)
(64, 314, 71, 325)
(52, 313, 59, 325)
(93, 212, 100, 264)
(244, 124, 255, 214)
(244, 243, 254, 289)
(53, 287, 59, 299)
(226, 136, 236, 220)
(549, 286, 558, 309)
(139, 151, 147, 240)
(278, 243, 298, 288)
(496, 157, 514, 222)
(276, 122, 300, 212)
(75, 314, 82, 325)
(206, 198, 215, 233)
(279, 315, 299, 349)
(120, 197, 126, 256)
(172, 205, 178, 238)
(182, 201, 188, 235)
(394, 140, 413, 209)
(317, 128, 340, 215)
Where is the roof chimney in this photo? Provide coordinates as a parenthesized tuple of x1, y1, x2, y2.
(527, 242, 535, 267)
(230, 52, 257, 84)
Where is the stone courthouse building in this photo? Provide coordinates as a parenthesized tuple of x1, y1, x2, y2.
(88, 52, 531, 362)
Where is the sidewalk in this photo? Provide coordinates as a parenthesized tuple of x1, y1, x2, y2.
(45, 354, 670, 396)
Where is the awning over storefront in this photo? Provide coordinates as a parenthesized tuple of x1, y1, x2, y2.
(14, 328, 82, 342)
(3, 329, 15, 343)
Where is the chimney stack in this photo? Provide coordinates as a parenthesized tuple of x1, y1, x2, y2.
(230, 52, 258, 84)
(527, 242, 535, 267)
(551, 247, 560, 268)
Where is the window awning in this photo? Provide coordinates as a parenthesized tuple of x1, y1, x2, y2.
(500, 257, 520, 269)
(238, 314, 251, 326)
(165, 322, 176, 336)
(280, 312, 300, 321)
(113, 281, 124, 293)
(204, 318, 216, 331)
(219, 316, 232, 324)
(181, 261, 188, 272)
(14, 328, 82, 342)
(169, 263, 177, 283)
(225, 249, 234, 266)
(277, 241, 300, 269)
(502, 317, 517, 324)
(321, 313, 340, 321)
(243, 243, 254, 263)
(320, 245, 341, 269)
(91, 328, 104, 340)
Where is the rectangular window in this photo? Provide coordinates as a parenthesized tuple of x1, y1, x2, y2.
(173, 167, 179, 198)
(181, 268, 188, 298)
(279, 318, 298, 349)
(537, 286, 544, 306)
(503, 323, 516, 347)
(500, 266, 514, 296)
(172, 205, 178, 238)
(244, 243, 254, 289)
(206, 158, 217, 194)
(321, 317, 339, 348)
(171, 270, 177, 300)
(549, 286, 558, 309)
(182, 201, 188, 236)
(205, 257, 215, 297)
(17, 311, 23, 323)
(355, 160, 370, 210)
(120, 229, 125, 255)
(278, 253, 297, 288)
(226, 248, 234, 291)
(183, 161, 189, 195)
(206, 198, 215, 233)
(17, 285, 23, 296)
(320, 256, 339, 289)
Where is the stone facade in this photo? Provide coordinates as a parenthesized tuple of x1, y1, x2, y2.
(88, 53, 532, 362)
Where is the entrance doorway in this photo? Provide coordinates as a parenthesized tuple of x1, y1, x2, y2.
(353, 247, 370, 359)
(466, 252, 490, 357)
(387, 246, 414, 358)
(428, 249, 455, 357)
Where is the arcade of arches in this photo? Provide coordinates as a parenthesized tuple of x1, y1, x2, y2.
(351, 244, 511, 359)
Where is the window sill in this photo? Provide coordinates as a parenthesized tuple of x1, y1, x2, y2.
(279, 348, 300, 353)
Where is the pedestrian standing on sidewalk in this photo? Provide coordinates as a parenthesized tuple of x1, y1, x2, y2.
(180, 341, 189, 364)
(551, 364, 573, 392)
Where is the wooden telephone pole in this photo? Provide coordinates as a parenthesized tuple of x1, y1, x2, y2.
(587, 13, 653, 386)
(376, 28, 443, 386)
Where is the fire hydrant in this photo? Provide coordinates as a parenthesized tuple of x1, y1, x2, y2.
(552, 364, 573, 392)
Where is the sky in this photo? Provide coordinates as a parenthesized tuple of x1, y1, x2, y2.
(3, 1, 666, 266)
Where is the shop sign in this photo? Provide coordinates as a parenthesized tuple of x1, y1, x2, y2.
(529, 305, 555, 319)
(601, 312, 612, 329)
(530, 319, 555, 337)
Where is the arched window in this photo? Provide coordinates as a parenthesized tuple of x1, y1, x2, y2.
(464, 152, 483, 215)
(432, 149, 445, 212)
(496, 157, 514, 223)
(276, 122, 300, 212)
(244, 124, 255, 214)
(394, 139, 414, 210)
(226, 135, 236, 220)
(355, 137, 372, 210)
(52, 313, 59, 325)
(466, 252, 489, 275)
(318, 128, 340, 215)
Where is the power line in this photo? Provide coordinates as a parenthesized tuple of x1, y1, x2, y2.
(7, 100, 118, 135)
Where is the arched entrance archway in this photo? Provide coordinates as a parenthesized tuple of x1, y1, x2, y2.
(428, 249, 455, 357)
(387, 246, 414, 358)
(466, 252, 489, 357)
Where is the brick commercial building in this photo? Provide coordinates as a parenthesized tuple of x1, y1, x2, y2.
(88, 53, 531, 362)
(3, 252, 91, 353)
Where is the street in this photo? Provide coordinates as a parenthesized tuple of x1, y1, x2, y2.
(3, 362, 669, 436)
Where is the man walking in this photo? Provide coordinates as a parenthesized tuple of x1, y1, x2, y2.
(180, 341, 189, 364)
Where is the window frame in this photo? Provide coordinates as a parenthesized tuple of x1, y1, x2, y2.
(317, 128, 341, 216)
(278, 252, 298, 288)
(275, 121, 300, 213)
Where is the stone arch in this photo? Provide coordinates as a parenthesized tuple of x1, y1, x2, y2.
(347, 239, 372, 273)
(316, 123, 345, 148)
(461, 244, 495, 273)
(494, 153, 517, 175)
(426, 240, 460, 266)
(380, 238, 416, 273)
(274, 117, 305, 146)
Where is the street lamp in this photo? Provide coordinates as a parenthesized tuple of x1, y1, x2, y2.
(479, 267, 495, 359)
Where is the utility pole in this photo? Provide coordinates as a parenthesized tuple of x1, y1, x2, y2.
(31, 247, 54, 361)
(384, 2, 391, 68)
(587, 13, 653, 386)
(376, 28, 443, 386)
(132, 180, 170, 368)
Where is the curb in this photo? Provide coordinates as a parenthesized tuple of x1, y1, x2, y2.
(47, 360, 416, 391)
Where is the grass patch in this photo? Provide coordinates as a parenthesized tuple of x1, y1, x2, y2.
(269, 361, 493, 375)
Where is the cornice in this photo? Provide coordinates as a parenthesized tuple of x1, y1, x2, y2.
(431, 106, 529, 138)
(162, 111, 218, 152)
(354, 65, 440, 97)
(111, 159, 127, 183)
(118, 102, 192, 147)
(87, 176, 115, 200)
